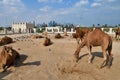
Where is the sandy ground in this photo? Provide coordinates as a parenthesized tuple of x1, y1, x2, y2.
(0, 33, 120, 80)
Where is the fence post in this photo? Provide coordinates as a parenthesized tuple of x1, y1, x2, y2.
(109, 28, 112, 34)
(4, 28, 7, 34)
(71, 28, 73, 33)
(64, 28, 66, 32)
(101, 28, 104, 31)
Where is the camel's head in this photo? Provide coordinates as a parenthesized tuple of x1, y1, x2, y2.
(3, 46, 13, 56)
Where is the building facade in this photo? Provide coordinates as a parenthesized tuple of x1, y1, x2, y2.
(12, 22, 34, 33)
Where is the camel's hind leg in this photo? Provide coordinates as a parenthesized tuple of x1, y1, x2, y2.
(76, 38, 80, 48)
(100, 50, 107, 68)
(0, 64, 5, 72)
(87, 46, 92, 63)
(108, 49, 113, 68)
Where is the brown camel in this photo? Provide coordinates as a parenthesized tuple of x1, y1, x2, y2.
(0, 46, 20, 72)
(0, 36, 13, 45)
(74, 28, 113, 68)
(55, 33, 63, 39)
(115, 28, 120, 39)
(43, 37, 52, 46)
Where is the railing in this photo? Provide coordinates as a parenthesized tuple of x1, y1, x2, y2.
(0, 27, 118, 35)
(45, 27, 117, 35)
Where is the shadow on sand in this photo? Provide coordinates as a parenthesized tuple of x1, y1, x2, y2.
(78, 52, 113, 68)
(0, 54, 41, 79)
(16, 54, 41, 67)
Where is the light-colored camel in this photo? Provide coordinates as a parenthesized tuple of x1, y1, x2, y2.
(74, 28, 113, 68)
(0, 46, 20, 72)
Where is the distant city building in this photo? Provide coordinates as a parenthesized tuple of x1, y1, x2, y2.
(12, 22, 34, 33)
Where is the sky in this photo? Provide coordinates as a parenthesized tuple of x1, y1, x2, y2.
(0, 0, 120, 27)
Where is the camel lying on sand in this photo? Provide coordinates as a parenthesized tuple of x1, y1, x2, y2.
(0, 46, 20, 72)
(43, 37, 52, 46)
(0, 36, 13, 45)
(55, 33, 63, 39)
(74, 28, 113, 68)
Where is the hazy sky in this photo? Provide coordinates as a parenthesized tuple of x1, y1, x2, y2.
(0, 0, 120, 26)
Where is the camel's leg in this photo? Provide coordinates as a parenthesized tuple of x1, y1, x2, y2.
(74, 48, 80, 62)
(87, 46, 92, 63)
(0, 64, 5, 72)
(74, 40, 86, 62)
(100, 50, 107, 68)
(108, 49, 113, 68)
(76, 38, 80, 48)
(74, 42, 81, 62)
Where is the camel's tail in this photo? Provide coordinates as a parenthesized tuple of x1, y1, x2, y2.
(108, 36, 113, 56)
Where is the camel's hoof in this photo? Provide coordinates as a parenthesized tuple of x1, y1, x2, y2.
(76, 59, 79, 63)
(99, 66, 102, 69)
(73, 58, 79, 63)
(88, 61, 92, 64)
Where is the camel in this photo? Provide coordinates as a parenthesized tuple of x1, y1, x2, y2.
(74, 28, 113, 68)
(0, 46, 20, 72)
(115, 28, 120, 39)
(0, 36, 13, 45)
(43, 37, 52, 46)
(55, 33, 63, 39)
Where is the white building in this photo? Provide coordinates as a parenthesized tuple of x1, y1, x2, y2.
(12, 22, 34, 33)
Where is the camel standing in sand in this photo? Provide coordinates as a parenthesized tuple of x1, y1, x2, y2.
(74, 28, 113, 68)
